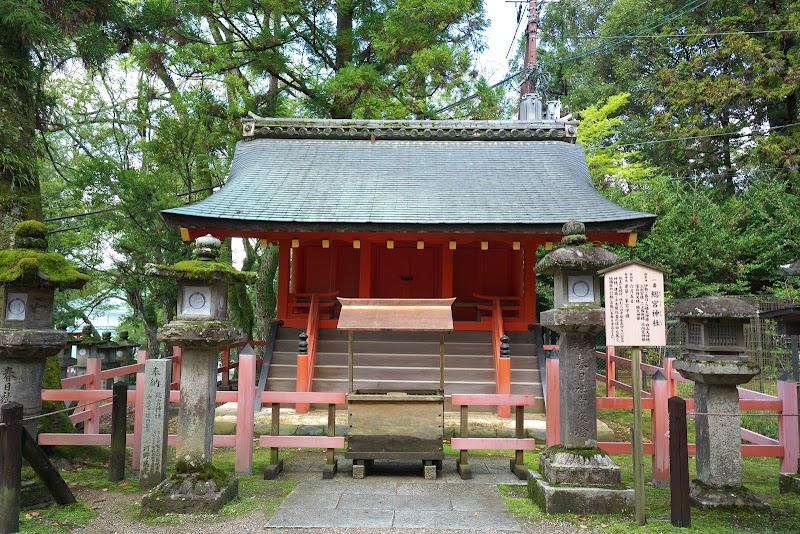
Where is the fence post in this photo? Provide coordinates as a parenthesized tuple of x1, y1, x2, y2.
(651, 370, 670, 487)
(236, 345, 256, 475)
(0, 402, 23, 534)
(109, 382, 127, 482)
(171, 346, 182, 390)
(668, 396, 691, 528)
(132, 350, 149, 473)
(605, 345, 616, 397)
(497, 335, 511, 418)
(546, 353, 560, 448)
(778, 374, 799, 474)
(296, 332, 309, 414)
(665, 354, 677, 398)
(221, 345, 231, 390)
(85, 357, 103, 434)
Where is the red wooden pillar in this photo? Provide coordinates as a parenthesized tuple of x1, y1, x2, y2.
(277, 239, 291, 319)
(290, 245, 304, 293)
(522, 241, 537, 326)
(441, 243, 454, 298)
(358, 241, 372, 297)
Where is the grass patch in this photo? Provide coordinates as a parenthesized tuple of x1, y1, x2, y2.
(18, 501, 97, 533)
(503, 453, 800, 533)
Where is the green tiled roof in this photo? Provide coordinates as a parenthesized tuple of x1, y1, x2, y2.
(162, 125, 655, 234)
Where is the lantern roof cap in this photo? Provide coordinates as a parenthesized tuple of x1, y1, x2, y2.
(146, 234, 256, 285)
(670, 297, 757, 319)
(780, 259, 800, 277)
(534, 221, 625, 274)
(0, 221, 89, 290)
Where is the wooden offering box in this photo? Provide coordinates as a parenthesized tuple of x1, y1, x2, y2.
(337, 298, 454, 479)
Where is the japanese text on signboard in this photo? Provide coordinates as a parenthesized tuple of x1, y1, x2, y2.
(604, 264, 666, 347)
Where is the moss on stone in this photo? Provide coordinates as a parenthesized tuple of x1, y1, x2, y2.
(545, 445, 607, 458)
(14, 220, 47, 238)
(39, 355, 77, 436)
(174, 461, 230, 490)
(0, 248, 89, 289)
(146, 259, 255, 285)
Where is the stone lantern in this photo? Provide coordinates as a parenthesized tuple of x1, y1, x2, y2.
(115, 330, 140, 366)
(0, 221, 89, 437)
(528, 221, 633, 514)
(69, 324, 101, 376)
(671, 297, 766, 511)
(95, 331, 121, 389)
(142, 234, 255, 514)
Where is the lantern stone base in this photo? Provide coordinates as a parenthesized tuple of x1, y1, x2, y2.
(672, 359, 760, 386)
(141, 471, 238, 515)
(528, 471, 634, 515)
(779, 473, 800, 495)
(527, 447, 633, 514)
(689, 481, 768, 512)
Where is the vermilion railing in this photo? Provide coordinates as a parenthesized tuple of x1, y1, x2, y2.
(474, 294, 522, 418)
(295, 293, 320, 413)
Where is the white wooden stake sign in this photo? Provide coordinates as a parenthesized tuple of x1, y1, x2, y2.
(599, 261, 668, 526)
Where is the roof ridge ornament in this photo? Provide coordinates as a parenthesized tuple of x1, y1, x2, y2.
(241, 114, 579, 143)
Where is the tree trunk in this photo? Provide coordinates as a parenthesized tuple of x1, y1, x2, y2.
(255, 243, 279, 340)
(332, 1, 355, 119)
(0, 44, 43, 247)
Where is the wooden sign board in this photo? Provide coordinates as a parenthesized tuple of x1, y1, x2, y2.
(600, 261, 667, 347)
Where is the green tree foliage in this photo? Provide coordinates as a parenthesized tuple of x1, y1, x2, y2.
(530, 1, 800, 299)
(0, 0, 129, 245)
(130, 0, 494, 119)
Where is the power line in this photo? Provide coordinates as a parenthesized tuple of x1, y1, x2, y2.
(440, 0, 710, 115)
(543, 0, 712, 67)
(505, 4, 525, 59)
(567, 28, 800, 39)
(610, 122, 800, 149)
(44, 183, 224, 224)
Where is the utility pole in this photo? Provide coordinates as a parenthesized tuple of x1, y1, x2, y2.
(521, 0, 539, 95)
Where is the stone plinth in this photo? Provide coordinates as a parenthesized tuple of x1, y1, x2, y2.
(141, 471, 238, 514)
(157, 320, 241, 467)
(0, 329, 67, 438)
(528, 446, 632, 514)
(673, 358, 767, 510)
(139, 359, 172, 489)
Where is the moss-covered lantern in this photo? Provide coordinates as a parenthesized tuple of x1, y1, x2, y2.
(672, 297, 756, 363)
(142, 234, 255, 515)
(0, 221, 89, 329)
(0, 220, 89, 437)
(147, 235, 250, 323)
(115, 330, 140, 366)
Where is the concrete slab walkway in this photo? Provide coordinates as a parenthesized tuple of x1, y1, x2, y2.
(266, 455, 525, 531)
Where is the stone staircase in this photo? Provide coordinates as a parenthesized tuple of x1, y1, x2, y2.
(266, 327, 544, 413)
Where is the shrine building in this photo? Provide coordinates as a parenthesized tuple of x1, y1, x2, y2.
(160, 115, 655, 407)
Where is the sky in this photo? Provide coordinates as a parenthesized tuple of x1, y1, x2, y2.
(480, 0, 527, 84)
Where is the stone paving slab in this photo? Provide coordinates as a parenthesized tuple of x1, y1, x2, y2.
(267, 507, 395, 529)
(265, 456, 525, 531)
(337, 492, 453, 511)
(393, 510, 521, 531)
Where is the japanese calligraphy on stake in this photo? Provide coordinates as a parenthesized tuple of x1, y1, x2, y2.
(599, 261, 667, 526)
